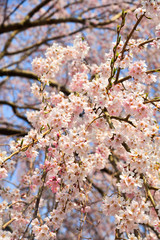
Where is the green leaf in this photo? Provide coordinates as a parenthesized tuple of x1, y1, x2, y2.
(40, 125, 45, 132)
(117, 25, 120, 32)
(111, 58, 114, 64)
(113, 68, 117, 75)
(20, 139, 24, 147)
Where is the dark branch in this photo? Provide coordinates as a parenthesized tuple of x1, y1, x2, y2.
(0, 127, 27, 136)
(0, 68, 70, 95)
(0, 100, 39, 110)
(0, 17, 86, 34)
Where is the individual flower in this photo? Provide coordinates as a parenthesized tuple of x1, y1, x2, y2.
(0, 167, 8, 179)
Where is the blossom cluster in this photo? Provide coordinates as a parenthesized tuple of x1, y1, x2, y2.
(135, 0, 160, 18)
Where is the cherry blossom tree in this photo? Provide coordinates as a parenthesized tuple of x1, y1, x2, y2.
(0, 0, 160, 239)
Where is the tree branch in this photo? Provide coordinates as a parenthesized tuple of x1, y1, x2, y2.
(0, 68, 70, 95)
(0, 100, 39, 110)
(0, 7, 136, 34)
(116, 68, 160, 84)
(0, 17, 86, 34)
(0, 127, 27, 136)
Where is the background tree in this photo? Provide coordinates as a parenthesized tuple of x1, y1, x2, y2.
(0, 0, 160, 239)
